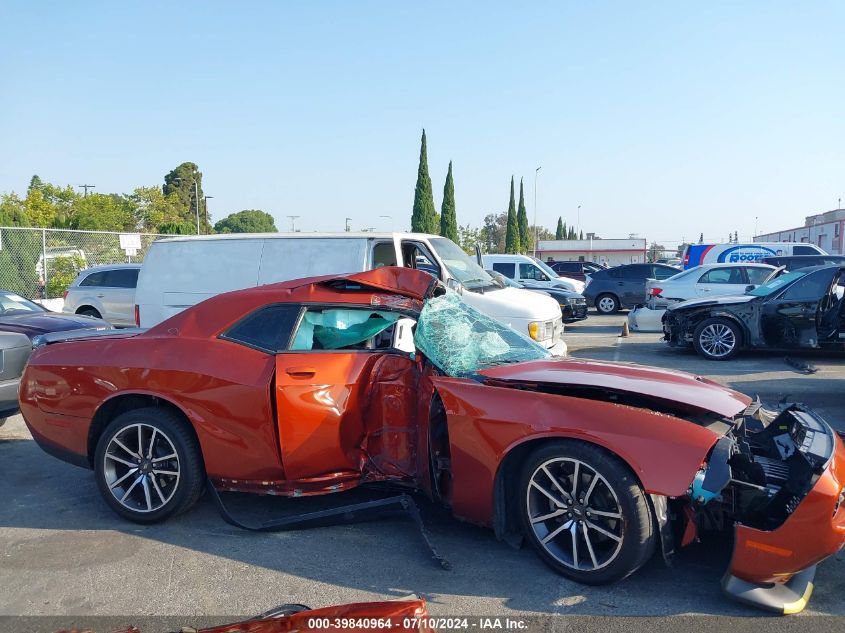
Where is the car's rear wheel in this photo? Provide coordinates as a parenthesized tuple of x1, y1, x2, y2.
(693, 317, 742, 360)
(94, 407, 204, 523)
(595, 294, 619, 314)
(77, 307, 102, 319)
(518, 441, 655, 585)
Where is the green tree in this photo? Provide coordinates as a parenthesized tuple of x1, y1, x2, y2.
(481, 211, 507, 253)
(517, 178, 530, 253)
(163, 162, 207, 232)
(579, 230, 584, 240)
(505, 177, 521, 253)
(555, 217, 564, 240)
(72, 193, 135, 231)
(439, 161, 459, 242)
(130, 187, 183, 231)
(214, 209, 278, 233)
(457, 223, 482, 255)
(45, 254, 86, 299)
(411, 130, 438, 233)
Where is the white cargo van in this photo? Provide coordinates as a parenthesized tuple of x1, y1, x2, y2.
(482, 254, 586, 294)
(682, 242, 826, 269)
(135, 233, 567, 354)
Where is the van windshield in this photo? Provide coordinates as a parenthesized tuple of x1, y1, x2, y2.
(531, 258, 562, 279)
(428, 238, 496, 291)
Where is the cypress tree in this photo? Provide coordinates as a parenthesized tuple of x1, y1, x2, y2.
(411, 129, 437, 233)
(505, 177, 520, 253)
(556, 217, 564, 240)
(579, 230, 584, 240)
(517, 178, 530, 253)
(440, 161, 459, 242)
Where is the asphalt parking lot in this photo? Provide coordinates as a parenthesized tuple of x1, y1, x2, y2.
(2, 313, 844, 630)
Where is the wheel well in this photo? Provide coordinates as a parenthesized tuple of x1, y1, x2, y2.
(86, 394, 198, 467)
(76, 305, 99, 315)
(492, 436, 645, 545)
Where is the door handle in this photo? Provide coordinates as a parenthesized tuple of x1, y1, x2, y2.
(285, 366, 316, 378)
(96, 294, 105, 298)
(617, 282, 624, 286)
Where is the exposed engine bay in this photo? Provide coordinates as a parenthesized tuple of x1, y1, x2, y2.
(691, 403, 836, 532)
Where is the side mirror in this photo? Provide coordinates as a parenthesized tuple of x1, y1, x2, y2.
(745, 285, 756, 292)
(446, 278, 464, 295)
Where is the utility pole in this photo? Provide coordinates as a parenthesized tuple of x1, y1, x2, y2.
(78, 184, 95, 196)
(287, 215, 301, 232)
(203, 196, 213, 234)
(345, 217, 352, 232)
(577, 205, 581, 236)
(533, 166, 541, 257)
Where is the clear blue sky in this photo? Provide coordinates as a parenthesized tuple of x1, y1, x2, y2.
(1, 1, 843, 245)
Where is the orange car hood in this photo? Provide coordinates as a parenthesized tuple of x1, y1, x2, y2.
(478, 358, 752, 418)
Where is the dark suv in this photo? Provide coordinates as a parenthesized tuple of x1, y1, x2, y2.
(547, 260, 605, 282)
(584, 263, 680, 314)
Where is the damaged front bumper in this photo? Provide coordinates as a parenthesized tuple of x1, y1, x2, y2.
(696, 404, 845, 613)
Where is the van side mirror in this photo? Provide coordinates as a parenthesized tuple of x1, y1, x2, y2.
(446, 278, 464, 295)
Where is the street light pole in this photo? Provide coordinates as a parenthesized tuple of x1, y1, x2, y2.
(78, 184, 95, 196)
(379, 215, 392, 231)
(203, 196, 213, 234)
(287, 215, 301, 232)
(345, 217, 352, 232)
(577, 205, 581, 236)
(533, 166, 541, 258)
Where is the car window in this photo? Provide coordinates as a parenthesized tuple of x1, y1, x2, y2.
(604, 268, 621, 279)
(652, 266, 678, 280)
(746, 267, 773, 285)
(793, 245, 820, 255)
(223, 304, 302, 353)
(557, 262, 578, 272)
(622, 264, 649, 279)
(0, 292, 46, 313)
(492, 262, 516, 278)
(519, 263, 547, 281)
(780, 269, 836, 302)
(103, 268, 140, 288)
(290, 307, 401, 351)
(80, 271, 107, 287)
(372, 242, 397, 267)
(698, 267, 744, 284)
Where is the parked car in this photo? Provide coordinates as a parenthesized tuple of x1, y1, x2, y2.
(545, 260, 605, 282)
(136, 232, 566, 355)
(482, 254, 586, 293)
(488, 270, 588, 323)
(628, 263, 778, 332)
(663, 265, 845, 360)
(20, 267, 845, 613)
(0, 332, 33, 426)
(761, 254, 845, 271)
(63, 263, 141, 327)
(682, 242, 825, 269)
(583, 263, 680, 314)
(0, 290, 112, 340)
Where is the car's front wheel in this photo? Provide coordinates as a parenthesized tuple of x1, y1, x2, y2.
(519, 441, 655, 585)
(692, 317, 742, 360)
(595, 294, 619, 314)
(94, 407, 204, 523)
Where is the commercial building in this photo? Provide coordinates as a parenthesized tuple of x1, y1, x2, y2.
(537, 235, 647, 267)
(755, 208, 845, 255)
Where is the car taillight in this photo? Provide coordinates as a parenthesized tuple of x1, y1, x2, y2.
(683, 254, 689, 267)
(134, 304, 140, 326)
(62, 290, 68, 300)
(649, 287, 662, 296)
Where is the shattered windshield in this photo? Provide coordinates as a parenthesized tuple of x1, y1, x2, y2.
(414, 291, 551, 377)
(747, 271, 806, 296)
(428, 237, 495, 291)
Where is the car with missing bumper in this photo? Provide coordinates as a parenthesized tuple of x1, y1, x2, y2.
(663, 265, 845, 360)
(19, 267, 845, 613)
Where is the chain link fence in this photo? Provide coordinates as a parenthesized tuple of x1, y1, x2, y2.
(0, 227, 170, 300)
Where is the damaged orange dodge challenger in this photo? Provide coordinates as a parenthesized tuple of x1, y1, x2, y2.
(20, 267, 845, 614)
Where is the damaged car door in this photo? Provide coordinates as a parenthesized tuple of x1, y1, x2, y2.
(760, 267, 838, 348)
(274, 305, 419, 481)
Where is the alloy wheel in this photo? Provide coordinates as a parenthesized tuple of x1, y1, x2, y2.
(597, 296, 617, 313)
(102, 423, 180, 513)
(525, 457, 624, 571)
(698, 323, 736, 358)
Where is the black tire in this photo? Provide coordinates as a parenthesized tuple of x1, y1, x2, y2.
(692, 317, 742, 361)
(518, 440, 655, 585)
(94, 407, 204, 523)
(595, 293, 620, 315)
(78, 307, 102, 319)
